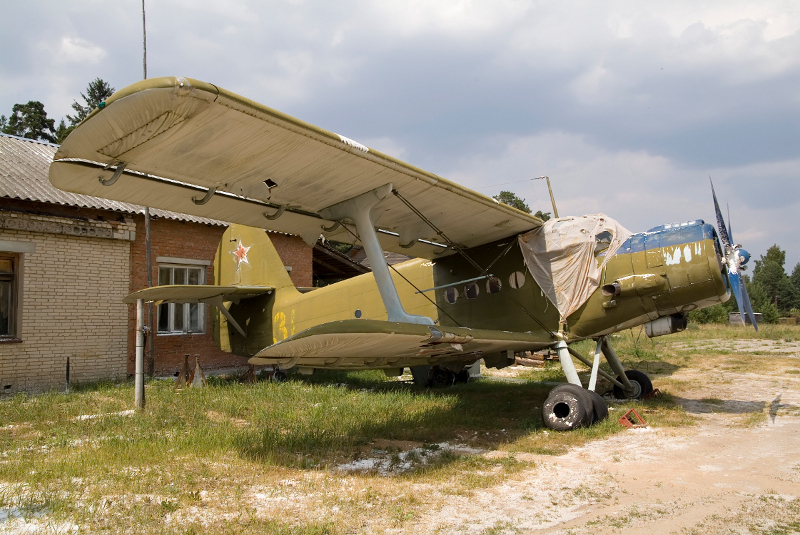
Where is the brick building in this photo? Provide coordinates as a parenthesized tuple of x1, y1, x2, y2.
(0, 134, 318, 392)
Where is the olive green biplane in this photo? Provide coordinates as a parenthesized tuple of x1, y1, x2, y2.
(49, 76, 756, 431)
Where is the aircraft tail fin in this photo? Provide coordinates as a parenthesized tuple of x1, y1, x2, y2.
(210, 224, 301, 355)
(215, 224, 300, 295)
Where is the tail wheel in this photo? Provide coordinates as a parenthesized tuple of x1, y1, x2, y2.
(429, 367, 455, 388)
(612, 370, 653, 400)
(586, 390, 609, 423)
(542, 384, 593, 431)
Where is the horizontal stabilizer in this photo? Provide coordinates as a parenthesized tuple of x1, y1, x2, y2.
(123, 285, 272, 304)
(249, 319, 552, 369)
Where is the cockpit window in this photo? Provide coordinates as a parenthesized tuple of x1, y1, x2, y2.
(594, 230, 613, 256)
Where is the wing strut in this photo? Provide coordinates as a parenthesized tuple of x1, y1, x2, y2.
(207, 296, 247, 338)
(391, 189, 485, 274)
(320, 184, 434, 325)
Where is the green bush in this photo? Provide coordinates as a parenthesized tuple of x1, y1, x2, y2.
(688, 304, 730, 324)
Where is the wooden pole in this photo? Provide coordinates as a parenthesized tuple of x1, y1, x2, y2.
(135, 298, 145, 409)
(533, 176, 559, 219)
(544, 176, 559, 219)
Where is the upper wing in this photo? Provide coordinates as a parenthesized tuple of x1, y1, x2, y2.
(248, 319, 552, 369)
(50, 76, 541, 258)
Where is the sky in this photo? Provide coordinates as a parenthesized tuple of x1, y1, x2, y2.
(2, 0, 799, 270)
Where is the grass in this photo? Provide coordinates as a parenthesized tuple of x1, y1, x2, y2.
(0, 323, 798, 532)
(0, 372, 624, 533)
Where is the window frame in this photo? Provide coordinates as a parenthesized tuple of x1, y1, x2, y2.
(156, 263, 207, 335)
(0, 253, 19, 341)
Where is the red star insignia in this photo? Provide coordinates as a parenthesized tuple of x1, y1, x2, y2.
(232, 240, 251, 268)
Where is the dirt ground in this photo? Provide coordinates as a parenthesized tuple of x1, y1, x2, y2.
(398, 342, 800, 534)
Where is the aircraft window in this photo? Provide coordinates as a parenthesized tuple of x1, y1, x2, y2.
(444, 287, 459, 304)
(509, 271, 526, 289)
(596, 231, 613, 243)
(486, 277, 502, 294)
(595, 231, 613, 256)
(465, 282, 479, 299)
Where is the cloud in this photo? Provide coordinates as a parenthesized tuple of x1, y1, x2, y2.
(51, 37, 107, 64)
(0, 0, 797, 266)
(441, 130, 798, 265)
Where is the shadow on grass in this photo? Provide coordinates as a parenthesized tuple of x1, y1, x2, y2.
(233, 371, 553, 468)
(670, 396, 766, 415)
(231, 369, 682, 471)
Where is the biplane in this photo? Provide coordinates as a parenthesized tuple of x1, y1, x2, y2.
(49, 76, 756, 431)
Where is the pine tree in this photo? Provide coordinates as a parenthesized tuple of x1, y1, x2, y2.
(0, 101, 57, 143)
(66, 78, 115, 126)
(493, 191, 531, 213)
(58, 78, 116, 142)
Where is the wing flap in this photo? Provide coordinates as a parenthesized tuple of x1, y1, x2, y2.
(51, 76, 542, 258)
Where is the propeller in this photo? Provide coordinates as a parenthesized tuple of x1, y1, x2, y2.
(710, 178, 758, 330)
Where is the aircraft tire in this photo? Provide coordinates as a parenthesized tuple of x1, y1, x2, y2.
(549, 384, 594, 426)
(429, 367, 455, 388)
(612, 370, 653, 400)
(586, 390, 609, 423)
(542, 386, 593, 431)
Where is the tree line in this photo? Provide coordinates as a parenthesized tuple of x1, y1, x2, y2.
(0, 78, 114, 144)
(691, 244, 800, 324)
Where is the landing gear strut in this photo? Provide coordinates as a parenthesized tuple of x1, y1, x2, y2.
(541, 336, 652, 431)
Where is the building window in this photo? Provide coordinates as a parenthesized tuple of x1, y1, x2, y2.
(157, 264, 205, 334)
(0, 255, 17, 338)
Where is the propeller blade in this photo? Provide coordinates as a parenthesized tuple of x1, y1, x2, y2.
(728, 271, 758, 331)
(739, 277, 758, 331)
(710, 177, 731, 247)
(727, 203, 733, 244)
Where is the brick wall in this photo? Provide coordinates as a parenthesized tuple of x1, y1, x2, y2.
(267, 232, 313, 288)
(128, 217, 313, 375)
(0, 210, 134, 393)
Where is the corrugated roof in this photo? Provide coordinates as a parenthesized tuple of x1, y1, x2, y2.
(0, 134, 226, 226)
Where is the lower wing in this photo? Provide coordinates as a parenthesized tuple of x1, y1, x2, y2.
(249, 319, 552, 369)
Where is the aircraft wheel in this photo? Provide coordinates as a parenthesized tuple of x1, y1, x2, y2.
(586, 390, 609, 423)
(454, 369, 471, 384)
(612, 370, 653, 400)
(272, 370, 288, 383)
(550, 384, 594, 425)
(542, 385, 593, 431)
(429, 367, 455, 388)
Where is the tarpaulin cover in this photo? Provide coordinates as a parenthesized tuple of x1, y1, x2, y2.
(518, 214, 632, 320)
